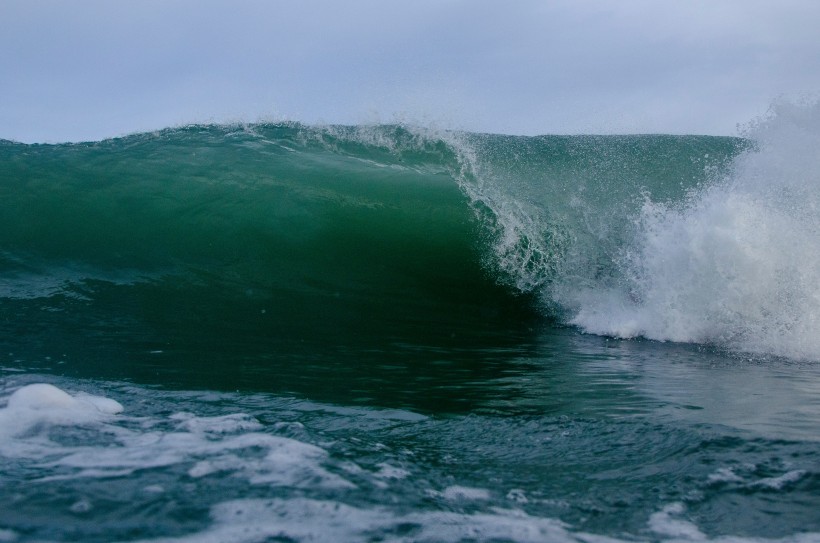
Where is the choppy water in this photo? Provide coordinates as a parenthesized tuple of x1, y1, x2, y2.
(1, 101, 819, 541)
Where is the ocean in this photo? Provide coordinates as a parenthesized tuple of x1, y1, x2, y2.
(1, 102, 819, 542)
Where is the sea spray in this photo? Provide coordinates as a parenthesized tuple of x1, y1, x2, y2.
(564, 100, 820, 360)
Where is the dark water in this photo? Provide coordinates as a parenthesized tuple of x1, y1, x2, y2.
(1, 109, 819, 542)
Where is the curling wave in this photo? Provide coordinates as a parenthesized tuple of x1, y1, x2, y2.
(2, 103, 817, 360)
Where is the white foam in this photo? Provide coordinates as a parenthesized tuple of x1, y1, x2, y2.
(0, 388, 362, 497)
(170, 412, 264, 434)
(373, 462, 410, 480)
(6, 383, 79, 410)
(506, 488, 530, 504)
(3, 381, 815, 543)
(34, 420, 353, 488)
(440, 485, 492, 501)
(751, 470, 806, 490)
(707, 468, 744, 485)
(0, 383, 123, 441)
(566, 100, 820, 361)
(74, 392, 125, 414)
(127, 498, 577, 543)
(706, 466, 807, 491)
(5, 383, 123, 415)
(126, 496, 820, 543)
(648, 503, 707, 540)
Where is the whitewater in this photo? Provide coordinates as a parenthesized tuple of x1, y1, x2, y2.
(559, 101, 820, 360)
(0, 101, 818, 541)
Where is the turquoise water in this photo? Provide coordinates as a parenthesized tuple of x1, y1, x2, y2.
(1, 103, 819, 541)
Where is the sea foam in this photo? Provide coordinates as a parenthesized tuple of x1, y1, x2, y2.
(565, 100, 820, 360)
(0, 383, 123, 441)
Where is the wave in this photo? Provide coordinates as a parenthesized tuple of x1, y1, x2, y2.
(1, 102, 817, 360)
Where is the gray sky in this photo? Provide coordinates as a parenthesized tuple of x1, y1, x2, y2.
(2, 0, 820, 142)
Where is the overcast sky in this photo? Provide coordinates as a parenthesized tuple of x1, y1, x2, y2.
(2, 0, 820, 142)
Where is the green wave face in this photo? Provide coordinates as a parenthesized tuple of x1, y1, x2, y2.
(0, 125, 541, 393)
